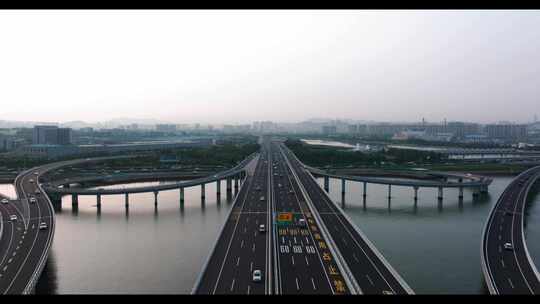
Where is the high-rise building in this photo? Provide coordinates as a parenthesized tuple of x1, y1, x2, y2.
(485, 124, 527, 140)
(57, 128, 73, 145)
(32, 125, 72, 145)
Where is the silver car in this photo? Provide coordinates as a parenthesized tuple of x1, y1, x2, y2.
(252, 270, 262, 282)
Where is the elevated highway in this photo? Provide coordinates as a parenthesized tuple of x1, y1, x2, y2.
(481, 165, 540, 294)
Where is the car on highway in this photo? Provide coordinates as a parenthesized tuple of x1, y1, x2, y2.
(259, 224, 266, 233)
(1, 198, 8, 204)
(252, 270, 262, 282)
(34, 172, 39, 175)
(39, 222, 48, 230)
(289, 190, 294, 194)
(29, 197, 37, 204)
(260, 196, 265, 201)
(10, 214, 17, 221)
(382, 290, 394, 295)
(504, 243, 514, 250)
(298, 218, 306, 226)
(29, 179, 34, 183)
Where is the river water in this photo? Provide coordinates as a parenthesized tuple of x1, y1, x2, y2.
(1, 174, 540, 294)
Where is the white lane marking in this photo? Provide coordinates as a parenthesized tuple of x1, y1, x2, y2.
(254, 231, 257, 237)
(498, 235, 502, 240)
(252, 243, 256, 252)
(501, 259, 505, 268)
(240, 240, 244, 248)
(311, 277, 316, 290)
(247, 285, 251, 295)
(366, 274, 375, 286)
(281, 236, 285, 243)
(250, 262, 253, 271)
(294, 237, 297, 244)
(498, 246, 502, 253)
(305, 256, 310, 266)
(305, 237, 309, 244)
(295, 277, 300, 290)
(508, 278, 514, 289)
(236, 257, 240, 267)
(230, 278, 236, 291)
(291, 256, 295, 266)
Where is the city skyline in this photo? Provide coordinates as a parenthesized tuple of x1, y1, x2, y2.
(1, 10, 540, 124)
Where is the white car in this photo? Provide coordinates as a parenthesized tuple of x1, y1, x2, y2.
(1, 198, 8, 204)
(39, 222, 48, 230)
(298, 218, 306, 226)
(10, 215, 17, 221)
(29, 197, 37, 204)
(29, 179, 34, 183)
(504, 243, 513, 250)
(252, 270, 262, 282)
(259, 224, 266, 233)
(382, 290, 394, 295)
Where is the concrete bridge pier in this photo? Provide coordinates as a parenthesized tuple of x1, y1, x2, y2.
(226, 178, 232, 196)
(96, 194, 102, 210)
(473, 187, 480, 198)
(201, 183, 206, 200)
(363, 182, 367, 198)
(234, 176, 239, 191)
(153, 191, 158, 207)
(71, 194, 78, 207)
(179, 187, 185, 207)
(324, 176, 330, 192)
(438, 187, 443, 201)
(413, 186, 419, 201)
(459, 187, 464, 199)
(341, 179, 346, 195)
(216, 180, 221, 196)
(125, 193, 129, 208)
(388, 185, 392, 199)
(341, 192, 346, 209)
(480, 185, 489, 194)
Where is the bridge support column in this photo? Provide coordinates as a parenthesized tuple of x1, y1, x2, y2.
(473, 187, 480, 198)
(125, 193, 129, 208)
(363, 182, 367, 198)
(438, 187, 443, 201)
(226, 178, 232, 194)
(180, 187, 185, 207)
(480, 185, 488, 194)
(71, 194, 78, 207)
(96, 194, 101, 209)
(413, 186, 419, 201)
(388, 185, 392, 199)
(234, 176, 239, 191)
(324, 176, 329, 192)
(459, 187, 464, 199)
(201, 183, 206, 200)
(216, 180, 221, 196)
(154, 191, 158, 206)
(341, 179, 346, 195)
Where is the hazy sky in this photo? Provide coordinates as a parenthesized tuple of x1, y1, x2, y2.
(1, 10, 539, 125)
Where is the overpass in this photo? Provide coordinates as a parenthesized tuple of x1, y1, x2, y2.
(481, 165, 540, 294)
(305, 165, 492, 206)
(41, 154, 256, 211)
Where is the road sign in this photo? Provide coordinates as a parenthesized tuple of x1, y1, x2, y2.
(276, 212, 293, 226)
